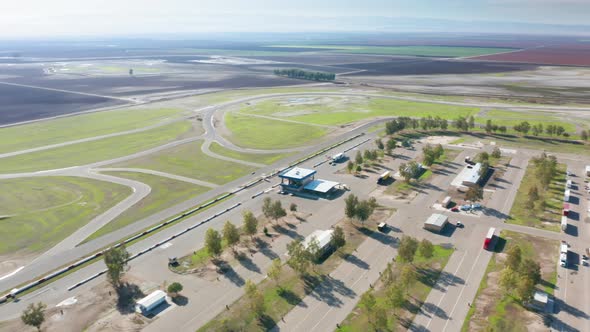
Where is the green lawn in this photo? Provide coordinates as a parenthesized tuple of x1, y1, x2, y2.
(508, 162, 567, 232)
(240, 97, 480, 126)
(462, 230, 559, 331)
(338, 245, 454, 331)
(225, 113, 328, 149)
(0, 121, 193, 174)
(110, 140, 257, 184)
(208, 142, 292, 165)
(0, 177, 131, 255)
(266, 45, 516, 57)
(476, 109, 578, 133)
(0, 108, 185, 154)
(84, 171, 210, 242)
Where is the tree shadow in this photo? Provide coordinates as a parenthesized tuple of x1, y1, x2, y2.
(306, 275, 356, 308)
(258, 313, 278, 330)
(278, 288, 304, 306)
(420, 301, 449, 319)
(482, 207, 510, 220)
(344, 253, 370, 270)
(237, 254, 262, 274)
(219, 263, 245, 287)
(358, 227, 398, 247)
(171, 294, 189, 306)
(115, 282, 145, 314)
(255, 238, 279, 260)
(273, 224, 303, 240)
(554, 296, 589, 319)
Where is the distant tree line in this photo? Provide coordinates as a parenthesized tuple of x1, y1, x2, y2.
(385, 116, 449, 135)
(273, 68, 335, 81)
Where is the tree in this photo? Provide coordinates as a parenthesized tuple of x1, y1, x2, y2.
(418, 239, 434, 258)
(289, 202, 297, 212)
(355, 165, 362, 173)
(516, 277, 535, 302)
(267, 258, 283, 287)
(363, 149, 372, 162)
(375, 138, 384, 150)
(270, 200, 287, 223)
(286, 239, 311, 276)
(359, 291, 377, 321)
(205, 228, 222, 258)
(499, 267, 518, 294)
(104, 245, 130, 288)
(222, 221, 240, 251)
(398, 236, 418, 263)
(399, 161, 420, 183)
(468, 115, 475, 129)
(422, 146, 436, 166)
(387, 283, 405, 314)
(262, 197, 272, 219)
(491, 147, 502, 159)
(355, 151, 363, 165)
(382, 263, 395, 286)
(355, 200, 374, 224)
(242, 210, 258, 239)
(485, 119, 493, 133)
(167, 282, 183, 297)
(465, 185, 483, 203)
(506, 245, 522, 271)
(331, 226, 346, 249)
(474, 151, 489, 163)
(250, 290, 266, 319)
(344, 194, 359, 219)
(21, 302, 46, 332)
(347, 160, 354, 173)
(386, 137, 397, 154)
(245, 279, 258, 298)
(399, 265, 417, 290)
(581, 130, 589, 141)
(519, 258, 541, 284)
(528, 186, 540, 202)
(478, 161, 490, 178)
(371, 304, 389, 331)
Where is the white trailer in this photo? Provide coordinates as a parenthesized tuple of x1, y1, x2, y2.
(586, 165, 590, 177)
(135, 290, 166, 315)
(564, 189, 571, 202)
(566, 179, 572, 189)
(560, 241, 569, 267)
(561, 216, 568, 232)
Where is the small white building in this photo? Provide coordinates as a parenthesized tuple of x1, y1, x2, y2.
(303, 229, 335, 256)
(452, 163, 482, 187)
(423, 213, 449, 233)
(586, 165, 590, 177)
(135, 290, 167, 315)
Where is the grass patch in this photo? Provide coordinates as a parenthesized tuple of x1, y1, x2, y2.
(476, 109, 578, 133)
(240, 97, 479, 126)
(507, 162, 566, 232)
(110, 140, 257, 184)
(338, 245, 454, 331)
(208, 142, 292, 165)
(225, 113, 328, 149)
(198, 208, 394, 331)
(463, 230, 559, 331)
(0, 121, 193, 174)
(266, 45, 516, 57)
(0, 108, 185, 154)
(84, 171, 210, 242)
(0, 177, 131, 255)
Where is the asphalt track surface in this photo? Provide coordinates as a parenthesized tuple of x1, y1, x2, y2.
(1, 90, 589, 330)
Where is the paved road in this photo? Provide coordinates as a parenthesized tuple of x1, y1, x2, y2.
(95, 167, 219, 188)
(0, 81, 138, 103)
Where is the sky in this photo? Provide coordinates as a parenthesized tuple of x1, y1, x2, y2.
(2, 0, 590, 37)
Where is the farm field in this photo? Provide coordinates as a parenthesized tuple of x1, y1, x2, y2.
(208, 142, 291, 165)
(0, 107, 186, 154)
(472, 46, 590, 66)
(239, 96, 480, 126)
(224, 113, 329, 149)
(84, 171, 209, 242)
(0, 121, 193, 174)
(266, 45, 517, 57)
(463, 231, 559, 331)
(0, 176, 131, 255)
(109, 140, 257, 184)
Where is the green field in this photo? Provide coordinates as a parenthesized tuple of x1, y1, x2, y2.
(507, 161, 566, 232)
(0, 177, 131, 255)
(0, 121, 193, 174)
(208, 142, 292, 165)
(0, 108, 185, 154)
(267, 45, 516, 57)
(240, 97, 480, 126)
(225, 113, 328, 149)
(462, 231, 558, 331)
(84, 171, 209, 242)
(111, 140, 257, 184)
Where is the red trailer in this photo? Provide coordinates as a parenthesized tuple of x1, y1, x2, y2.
(563, 203, 570, 216)
(484, 227, 496, 250)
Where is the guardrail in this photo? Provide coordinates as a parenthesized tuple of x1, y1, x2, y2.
(2, 132, 368, 302)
